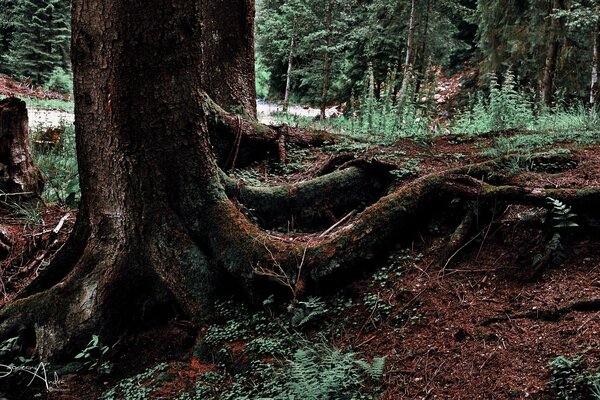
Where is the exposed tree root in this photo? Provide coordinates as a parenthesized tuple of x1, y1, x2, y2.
(0, 153, 597, 361)
(481, 298, 600, 326)
(220, 161, 393, 230)
(440, 205, 476, 269)
(204, 94, 336, 168)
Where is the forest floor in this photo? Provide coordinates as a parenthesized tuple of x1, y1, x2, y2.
(1, 76, 599, 399)
(1, 125, 599, 399)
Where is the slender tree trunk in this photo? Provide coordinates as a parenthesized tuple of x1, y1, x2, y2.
(320, 0, 333, 120)
(283, 23, 296, 113)
(542, 0, 564, 107)
(398, 0, 417, 108)
(202, 0, 257, 118)
(415, 0, 430, 95)
(591, 22, 599, 105)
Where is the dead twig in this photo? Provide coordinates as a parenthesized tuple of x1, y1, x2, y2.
(319, 210, 355, 238)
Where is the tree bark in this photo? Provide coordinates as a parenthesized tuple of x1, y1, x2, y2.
(283, 25, 296, 113)
(398, 0, 417, 108)
(0, 97, 43, 196)
(542, 0, 564, 107)
(320, 0, 333, 121)
(415, 0, 430, 95)
(591, 21, 599, 105)
(202, 0, 257, 118)
(2, 0, 599, 366)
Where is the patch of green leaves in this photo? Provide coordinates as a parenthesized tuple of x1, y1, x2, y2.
(102, 363, 168, 400)
(74, 335, 112, 375)
(547, 355, 600, 400)
(32, 123, 80, 206)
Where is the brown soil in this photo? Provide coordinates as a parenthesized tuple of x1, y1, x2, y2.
(0, 74, 68, 100)
(3, 129, 600, 399)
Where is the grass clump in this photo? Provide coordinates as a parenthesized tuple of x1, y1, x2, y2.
(31, 123, 80, 206)
(24, 97, 74, 112)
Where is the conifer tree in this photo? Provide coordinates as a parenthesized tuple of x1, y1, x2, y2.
(4, 0, 70, 84)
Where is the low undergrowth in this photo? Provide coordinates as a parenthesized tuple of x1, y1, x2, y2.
(99, 250, 430, 399)
(547, 354, 600, 400)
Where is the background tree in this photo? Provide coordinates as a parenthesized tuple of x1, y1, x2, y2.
(1, 0, 70, 84)
(202, 0, 257, 117)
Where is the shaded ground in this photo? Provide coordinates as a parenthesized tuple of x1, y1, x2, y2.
(0, 111, 599, 398)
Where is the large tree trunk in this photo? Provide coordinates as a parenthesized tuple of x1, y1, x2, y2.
(202, 0, 257, 118)
(542, 0, 564, 107)
(2, 0, 600, 367)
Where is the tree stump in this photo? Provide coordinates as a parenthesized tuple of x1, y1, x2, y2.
(0, 97, 43, 196)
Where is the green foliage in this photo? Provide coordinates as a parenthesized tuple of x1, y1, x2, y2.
(547, 355, 600, 400)
(0, 336, 19, 356)
(546, 197, 578, 229)
(44, 66, 72, 94)
(532, 198, 579, 270)
(74, 335, 112, 375)
(1, 0, 70, 84)
(452, 70, 533, 134)
(281, 343, 384, 400)
(343, 63, 434, 143)
(0, 197, 43, 226)
(32, 123, 80, 206)
(255, 54, 271, 99)
(256, 0, 470, 106)
(183, 295, 388, 400)
(182, 341, 384, 400)
(102, 363, 168, 400)
(25, 97, 74, 112)
(291, 296, 328, 328)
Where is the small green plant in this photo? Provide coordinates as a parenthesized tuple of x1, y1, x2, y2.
(282, 344, 384, 400)
(532, 198, 578, 271)
(546, 197, 578, 229)
(0, 336, 18, 356)
(291, 296, 328, 328)
(547, 355, 600, 400)
(32, 123, 80, 205)
(0, 197, 44, 226)
(102, 362, 168, 400)
(75, 335, 112, 375)
(44, 67, 73, 95)
(452, 70, 533, 135)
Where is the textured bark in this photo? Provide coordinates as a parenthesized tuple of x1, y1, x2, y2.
(319, 1, 333, 120)
(398, 0, 417, 107)
(542, 0, 564, 106)
(205, 95, 335, 168)
(202, 0, 257, 117)
(221, 164, 391, 230)
(283, 27, 296, 113)
(0, 97, 43, 196)
(591, 22, 599, 105)
(2, 0, 598, 365)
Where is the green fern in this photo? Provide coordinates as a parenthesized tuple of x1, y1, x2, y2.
(547, 197, 578, 228)
(355, 356, 386, 381)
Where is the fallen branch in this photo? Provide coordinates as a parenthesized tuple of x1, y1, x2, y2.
(481, 298, 600, 326)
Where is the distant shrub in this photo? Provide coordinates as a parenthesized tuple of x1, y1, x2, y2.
(44, 67, 73, 94)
